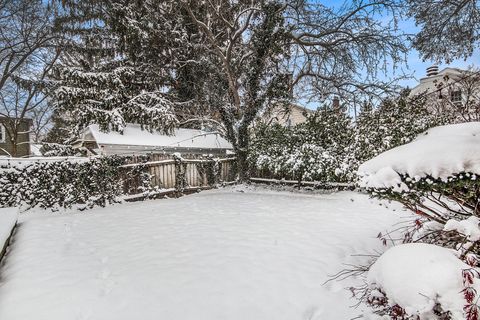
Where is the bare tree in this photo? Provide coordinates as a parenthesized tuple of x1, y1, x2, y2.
(0, 0, 59, 156)
(46, 0, 409, 179)
(0, 0, 57, 91)
(407, 0, 480, 62)
(288, 1, 408, 104)
(180, 0, 408, 180)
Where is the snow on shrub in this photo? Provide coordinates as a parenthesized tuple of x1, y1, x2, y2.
(359, 122, 480, 191)
(357, 122, 480, 319)
(249, 107, 357, 182)
(366, 243, 479, 319)
(358, 122, 480, 233)
(39, 143, 80, 157)
(0, 156, 125, 210)
(250, 93, 443, 183)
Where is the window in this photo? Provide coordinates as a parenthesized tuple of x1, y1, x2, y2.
(450, 90, 462, 103)
(0, 124, 5, 143)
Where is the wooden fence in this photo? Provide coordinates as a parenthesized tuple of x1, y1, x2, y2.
(120, 154, 237, 198)
(249, 168, 355, 190)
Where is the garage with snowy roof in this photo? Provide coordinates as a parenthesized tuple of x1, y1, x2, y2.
(72, 124, 233, 156)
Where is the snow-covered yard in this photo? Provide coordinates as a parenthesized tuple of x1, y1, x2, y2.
(0, 186, 406, 320)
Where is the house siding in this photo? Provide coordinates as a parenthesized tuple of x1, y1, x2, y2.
(0, 119, 31, 157)
(266, 104, 313, 127)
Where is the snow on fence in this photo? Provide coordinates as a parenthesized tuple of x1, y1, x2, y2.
(120, 154, 237, 199)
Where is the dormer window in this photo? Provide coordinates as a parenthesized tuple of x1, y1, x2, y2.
(450, 90, 462, 103)
(0, 124, 5, 143)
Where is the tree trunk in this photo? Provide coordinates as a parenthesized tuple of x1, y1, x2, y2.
(236, 125, 250, 182)
(11, 134, 17, 157)
(236, 148, 249, 182)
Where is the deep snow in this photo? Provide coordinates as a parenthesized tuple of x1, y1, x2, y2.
(0, 186, 406, 320)
(367, 243, 475, 319)
(359, 122, 480, 190)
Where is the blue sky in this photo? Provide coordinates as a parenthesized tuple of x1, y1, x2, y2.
(315, 0, 479, 88)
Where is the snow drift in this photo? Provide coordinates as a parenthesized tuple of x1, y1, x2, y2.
(358, 122, 480, 190)
(367, 243, 477, 319)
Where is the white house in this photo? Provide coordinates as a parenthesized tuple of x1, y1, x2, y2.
(410, 66, 471, 105)
(73, 124, 233, 156)
(263, 103, 315, 127)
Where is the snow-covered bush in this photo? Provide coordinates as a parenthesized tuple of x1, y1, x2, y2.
(366, 243, 479, 319)
(358, 122, 480, 319)
(354, 91, 446, 164)
(250, 93, 445, 183)
(39, 143, 80, 157)
(0, 156, 125, 210)
(249, 107, 357, 182)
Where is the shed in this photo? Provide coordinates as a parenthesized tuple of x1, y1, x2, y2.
(73, 124, 233, 156)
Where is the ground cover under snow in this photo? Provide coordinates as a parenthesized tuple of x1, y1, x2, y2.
(0, 208, 17, 254)
(0, 186, 406, 320)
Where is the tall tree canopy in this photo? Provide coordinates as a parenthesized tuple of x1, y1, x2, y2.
(50, 0, 186, 135)
(407, 0, 480, 62)
(49, 0, 409, 179)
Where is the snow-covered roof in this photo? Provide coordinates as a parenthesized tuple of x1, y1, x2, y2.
(358, 122, 480, 190)
(30, 144, 43, 157)
(85, 124, 232, 150)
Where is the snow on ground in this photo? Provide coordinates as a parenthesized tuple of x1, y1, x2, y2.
(358, 122, 480, 189)
(0, 208, 17, 253)
(0, 186, 406, 320)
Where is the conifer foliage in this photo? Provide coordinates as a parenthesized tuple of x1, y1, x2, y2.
(249, 106, 356, 182)
(354, 91, 446, 164)
(50, 0, 185, 135)
(249, 93, 446, 183)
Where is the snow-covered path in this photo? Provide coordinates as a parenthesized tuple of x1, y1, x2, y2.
(0, 187, 406, 320)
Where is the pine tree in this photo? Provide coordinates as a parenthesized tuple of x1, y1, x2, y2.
(354, 90, 447, 164)
(50, 0, 187, 135)
(250, 105, 357, 182)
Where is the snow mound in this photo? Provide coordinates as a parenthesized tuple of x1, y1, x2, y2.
(367, 243, 474, 318)
(0, 208, 17, 254)
(444, 216, 480, 241)
(358, 122, 480, 189)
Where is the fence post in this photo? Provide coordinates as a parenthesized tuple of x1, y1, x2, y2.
(173, 154, 188, 192)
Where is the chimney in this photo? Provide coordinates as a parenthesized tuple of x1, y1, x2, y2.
(426, 65, 439, 77)
(332, 96, 340, 110)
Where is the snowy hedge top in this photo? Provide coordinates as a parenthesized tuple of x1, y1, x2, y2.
(358, 122, 480, 190)
(0, 156, 89, 170)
